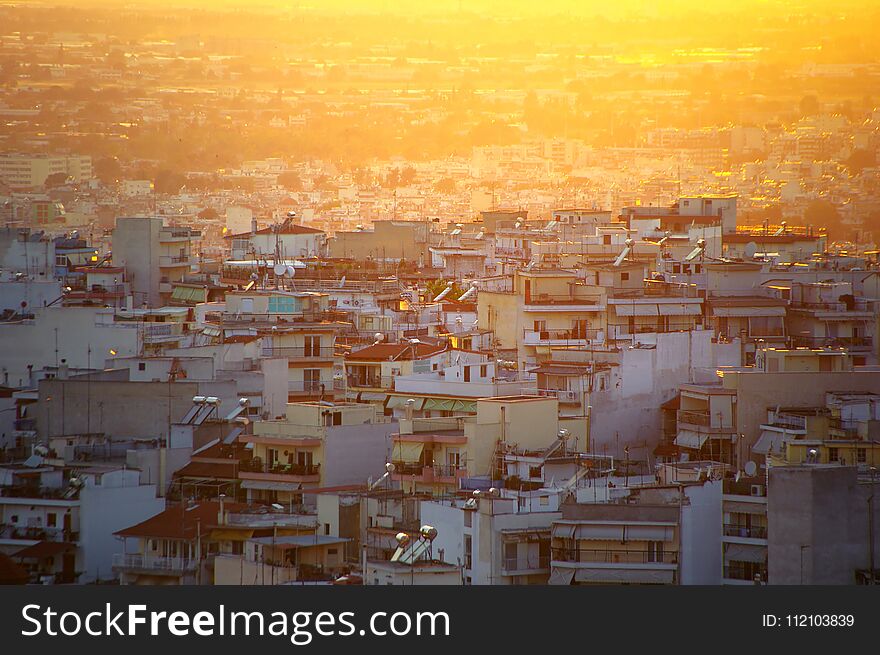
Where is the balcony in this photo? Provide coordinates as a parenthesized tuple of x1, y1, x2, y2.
(723, 564, 767, 583)
(262, 346, 337, 361)
(522, 328, 601, 346)
(112, 553, 198, 575)
(0, 524, 79, 543)
(523, 294, 604, 312)
(552, 547, 678, 565)
(536, 388, 581, 404)
(677, 410, 734, 432)
(502, 556, 551, 575)
(391, 461, 467, 484)
(159, 255, 192, 268)
(288, 380, 344, 396)
(239, 460, 321, 482)
(723, 523, 767, 540)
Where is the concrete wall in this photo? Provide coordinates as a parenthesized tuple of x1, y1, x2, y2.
(768, 465, 880, 584)
(113, 217, 161, 307)
(0, 306, 140, 384)
(679, 480, 722, 584)
(37, 378, 238, 441)
(726, 370, 880, 453)
(78, 475, 163, 583)
(323, 421, 398, 487)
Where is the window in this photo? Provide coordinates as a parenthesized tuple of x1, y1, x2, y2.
(857, 448, 867, 464)
(324, 523, 331, 535)
(828, 447, 839, 462)
(328, 548, 338, 555)
(480, 365, 487, 377)
(47, 513, 56, 527)
(464, 511, 472, 527)
(138, 362, 146, 371)
(647, 541, 664, 563)
(267, 295, 296, 314)
(303, 369, 321, 392)
(303, 336, 321, 357)
(464, 534, 473, 569)
(464, 366, 470, 382)
(621, 272, 629, 281)
(539, 495, 549, 506)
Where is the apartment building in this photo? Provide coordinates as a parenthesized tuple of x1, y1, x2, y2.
(113, 217, 201, 307)
(240, 401, 393, 506)
(0, 154, 92, 189)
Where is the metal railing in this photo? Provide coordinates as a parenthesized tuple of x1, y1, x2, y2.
(723, 565, 767, 581)
(536, 388, 581, 403)
(112, 553, 198, 572)
(240, 460, 321, 477)
(723, 523, 767, 539)
(502, 556, 550, 572)
(262, 346, 337, 359)
(525, 294, 602, 306)
(552, 548, 678, 565)
(523, 328, 600, 342)
(0, 524, 78, 542)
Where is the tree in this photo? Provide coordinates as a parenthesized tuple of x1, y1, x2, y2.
(434, 177, 456, 194)
(799, 94, 820, 118)
(43, 172, 69, 188)
(277, 171, 303, 191)
(153, 169, 186, 195)
(804, 199, 846, 238)
(845, 149, 876, 175)
(94, 157, 122, 185)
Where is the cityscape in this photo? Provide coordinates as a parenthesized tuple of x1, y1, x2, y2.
(0, 0, 878, 587)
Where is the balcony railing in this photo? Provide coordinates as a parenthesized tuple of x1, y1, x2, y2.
(262, 347, 337, 359)
(723, 565, 767, 582)
(112, 553, 198, 572)
(0, 524, 79, 542)
(502, 556, 550, 572)
(723, 524, 767, 539)
(536, 388, 581, 403)
(523, 328, 601, 344)
(240, 460, 321, 477)
(525, 294, 602, 307)
(288, 380, 344, 394)
(552, 547, 678, 565)
(391, 461, 466, 479)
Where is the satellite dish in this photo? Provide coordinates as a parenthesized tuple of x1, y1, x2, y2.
(744, 460, 757, 476)
(285, 265, 296, 278)
(744, 242, 758, 259)
(273, 263, 287, 276)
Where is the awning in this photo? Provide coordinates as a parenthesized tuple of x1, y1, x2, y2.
(551, 523, 576, 539)
(392, 441, 424, 463)
(657, 303, 702, 316)
(614, 303, 659, 316)
(452, 399, 477, 413)
(712, 306, 785, 317)
(171, 286, 208, 303)
(674, 429, 709, 450)
(547, 567, 575, 585)
(724, 543, 766, 564)
(385, 396, 425, 410)
(357, 392, 387, 402)
(575, 525, 625, 540)
(574, 568, 675, 584)
(725, 501, 767, 515)
(241, 480, 305, 491)
(423, 398, 457, 412)
(752, 430, 786, 456)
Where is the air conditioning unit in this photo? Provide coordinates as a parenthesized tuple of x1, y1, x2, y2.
(750, 484, 765, 497)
